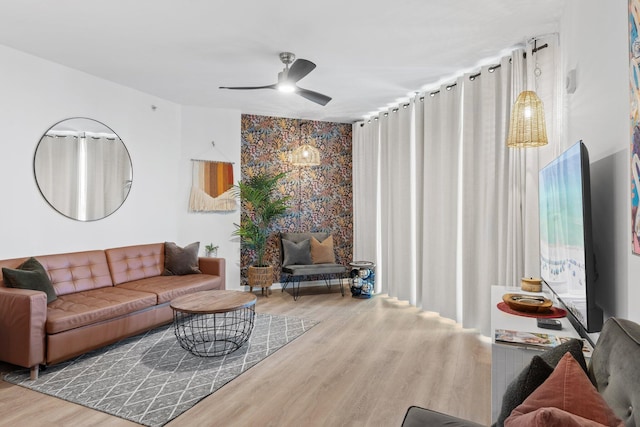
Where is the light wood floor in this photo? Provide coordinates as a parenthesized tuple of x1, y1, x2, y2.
(0, 287, 491, 426)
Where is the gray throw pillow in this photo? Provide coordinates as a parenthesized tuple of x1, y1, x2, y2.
(163, 241, 202, 276)
(2, 257, 57, 303)
(495, 338, 587, 427)
(282, 239, 312, 266)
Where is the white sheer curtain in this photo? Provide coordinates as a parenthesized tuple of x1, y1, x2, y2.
(379, 103, 416, 304)
(352, 37, 559, 335)
(35, 134, 131, 220)
(352, 119, 380, 285)
(35, 136, 80, 215)
(459, 58, 513, 335)
(420, 82, 463, 321)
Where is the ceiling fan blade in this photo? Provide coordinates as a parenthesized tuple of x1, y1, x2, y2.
(219, 84, 276, 90)
(296, 87, 332, 106)
(287, 59, 316, 83)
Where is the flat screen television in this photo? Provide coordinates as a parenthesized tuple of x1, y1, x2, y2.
(538, 141, 602, 339)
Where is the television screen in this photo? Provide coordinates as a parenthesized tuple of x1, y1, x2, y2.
(539, 141, 602, 335)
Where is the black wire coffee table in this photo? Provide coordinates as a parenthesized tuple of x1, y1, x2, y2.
(170, 290, 257, 357)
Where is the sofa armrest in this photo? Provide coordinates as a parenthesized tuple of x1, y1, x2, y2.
(401, 406, 485, 427)
(0, 287, 47, 371)
(198, 257, 226, 290)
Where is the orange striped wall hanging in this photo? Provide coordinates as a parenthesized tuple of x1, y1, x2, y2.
(189, 160, 236, 212)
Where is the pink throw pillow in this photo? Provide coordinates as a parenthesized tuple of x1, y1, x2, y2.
(505, 353, 623, 427)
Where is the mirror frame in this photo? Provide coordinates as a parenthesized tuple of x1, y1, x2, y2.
(33, 117, 133, 221)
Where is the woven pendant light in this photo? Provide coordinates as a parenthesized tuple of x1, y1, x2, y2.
(290, 144, 320, 166)
(506, 90, 548, 148)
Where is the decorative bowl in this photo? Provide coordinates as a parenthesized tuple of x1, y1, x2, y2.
(502, 293, 553, 313)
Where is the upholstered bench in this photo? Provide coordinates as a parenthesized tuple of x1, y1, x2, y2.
(279, 232, 347, 300)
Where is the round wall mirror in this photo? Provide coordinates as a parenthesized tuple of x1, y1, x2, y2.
(34, 117, 133, 221)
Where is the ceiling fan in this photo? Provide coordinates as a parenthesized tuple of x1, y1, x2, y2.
(219, 52, 332, 106)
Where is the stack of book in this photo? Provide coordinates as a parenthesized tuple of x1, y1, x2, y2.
(495, 328, 592, 357)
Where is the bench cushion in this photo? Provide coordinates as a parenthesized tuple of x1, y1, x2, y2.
(282, 264, 346, 275)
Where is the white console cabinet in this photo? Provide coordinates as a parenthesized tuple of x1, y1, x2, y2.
(490, 285, 586, 422)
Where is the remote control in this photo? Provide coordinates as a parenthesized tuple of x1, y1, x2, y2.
(537, 318, 562, 330)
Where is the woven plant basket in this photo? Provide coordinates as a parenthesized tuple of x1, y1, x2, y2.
(248, 265, 274, 288)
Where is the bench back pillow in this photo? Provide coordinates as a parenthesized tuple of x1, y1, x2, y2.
(310, 235, 336, 264)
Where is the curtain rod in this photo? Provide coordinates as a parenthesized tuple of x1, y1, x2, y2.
(190, 158, 235, 164)
(45, 133, 118, 141)
(359, 42, 550, 126)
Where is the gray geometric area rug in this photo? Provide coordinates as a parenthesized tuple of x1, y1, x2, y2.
(4, 313, 318, 427)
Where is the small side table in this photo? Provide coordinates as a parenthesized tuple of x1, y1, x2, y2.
(170, 290, 257, 357)
(349, 261, 376, 298)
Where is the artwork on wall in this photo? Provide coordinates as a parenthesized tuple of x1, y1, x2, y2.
(630, 0, 640, 255)
(240, 114, 353, 284)
(188, 160, 236, 212)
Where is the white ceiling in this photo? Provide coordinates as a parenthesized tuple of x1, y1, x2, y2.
(0, 0, 565, 123)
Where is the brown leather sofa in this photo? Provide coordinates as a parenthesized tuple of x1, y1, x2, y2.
(0, 243, 225, 380)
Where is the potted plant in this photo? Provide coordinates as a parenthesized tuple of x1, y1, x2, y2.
(233, 171, 289, 293)
(204, 243, 218, 257)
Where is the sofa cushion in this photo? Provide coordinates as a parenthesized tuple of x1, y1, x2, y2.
(117, 274, 222, 304)
(496, 338, 587, 426)
(163, 242, 201, 276)
(282, 239, 312, 266)
(505, 353, 624, 427)
(46, 287, 157, 334)
(311, 235, 336, 264)
(2, 257, 57, 303)
(106, 243, 165, 285)
(36, 250, 114, 296)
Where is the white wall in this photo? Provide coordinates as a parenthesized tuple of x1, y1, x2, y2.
(178, 107, 241, 290)
(0, 44, 241, 291)
(560, 0, 635, 321)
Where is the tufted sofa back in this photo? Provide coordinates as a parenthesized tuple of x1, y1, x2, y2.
(589, 317, 640, 427)
(105, 243, 164, 286)
(0, 250, 115, 297)
(0, 251, 114, 296)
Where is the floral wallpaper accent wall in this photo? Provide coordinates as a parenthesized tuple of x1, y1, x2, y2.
(240, 114, 353, 284)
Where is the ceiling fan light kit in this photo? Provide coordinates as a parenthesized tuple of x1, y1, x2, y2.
(220, 52, 332, 106)
(277, 82, 296, 93)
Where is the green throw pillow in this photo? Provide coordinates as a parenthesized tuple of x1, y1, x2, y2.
(2, 257, 57, 303)
(163, 241, 202, 276)
(282, 239, 312, 266)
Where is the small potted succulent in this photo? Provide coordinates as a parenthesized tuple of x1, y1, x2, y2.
(204, 243, 219, 257)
